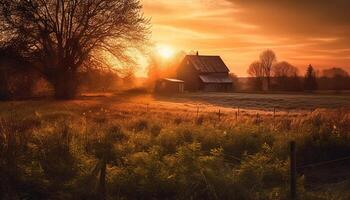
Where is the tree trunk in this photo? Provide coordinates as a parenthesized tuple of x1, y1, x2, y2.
(53, 70, 79, 100)
(266, 76, 271, 91)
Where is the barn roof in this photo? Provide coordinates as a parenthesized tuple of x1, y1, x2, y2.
(163, 78, 184, 83)
(199, 74, 233, 84)
(185, 55, 230, 73)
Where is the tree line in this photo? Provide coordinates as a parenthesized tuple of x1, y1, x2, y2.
(245, 49, 350, 92)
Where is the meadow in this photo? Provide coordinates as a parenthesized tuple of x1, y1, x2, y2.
(1, 92, 350, 199)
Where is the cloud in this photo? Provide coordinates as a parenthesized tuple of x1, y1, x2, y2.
(226, 0, 350, 36)
(142, 0, 350, 76)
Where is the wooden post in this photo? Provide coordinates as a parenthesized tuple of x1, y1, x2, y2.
(235, 111, 238, 121)
(238, 107, 240, 116)
(256, 113, 260, 123)
(273, 107, 276, 129)
(218, 109, 221, 121)
(197, 106, 199, 119)
(98, 159, 107, 200)
(290, 141, 297, 200)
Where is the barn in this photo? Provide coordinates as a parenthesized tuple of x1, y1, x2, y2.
(155, 78, 184, 94)
(177, 53, 233, 92)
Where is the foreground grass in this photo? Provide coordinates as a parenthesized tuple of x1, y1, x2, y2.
(1, 94, 350, 199)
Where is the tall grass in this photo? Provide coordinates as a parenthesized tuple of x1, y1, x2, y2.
(0, 104, 349, 199)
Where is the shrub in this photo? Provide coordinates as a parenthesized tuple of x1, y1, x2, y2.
(130, 119, 149, 132)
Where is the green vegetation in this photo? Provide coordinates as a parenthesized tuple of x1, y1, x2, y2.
(0, 95, 349, 199)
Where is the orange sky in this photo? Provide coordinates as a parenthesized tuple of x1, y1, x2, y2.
(141, 0, 350, 77)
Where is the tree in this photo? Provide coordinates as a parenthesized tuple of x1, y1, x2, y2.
(322, 67, 349, 78)
(0, 0, 149, 99)
(0, 46, 40, 100)
(146, 55, 161, 89)
(146, 50, 185, 90)
(260, 49, 276, 90)
(272, 61, 298, 77)
(304, 64, 318, 91)
(247, 61, 264, 90)
(321, 67, 349, 91)
(272, 61, 301, 91)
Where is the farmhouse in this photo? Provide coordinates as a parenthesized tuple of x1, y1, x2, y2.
(177, 53, 233, 92)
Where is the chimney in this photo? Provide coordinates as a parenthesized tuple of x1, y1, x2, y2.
(196, 51, 199, 56)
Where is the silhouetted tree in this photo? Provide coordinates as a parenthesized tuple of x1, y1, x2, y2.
(304, 64, 318, 91)
(146, 50, 185, 90)
(147, 55, 161, 89)
(322, 67, 349, 78)
(0, 0, 149, 99)
(272, 61, 301, 91)
(273, 61, 298, 77)
(321, 67, 349, 91)
(247, 61, 264, 90)
(260, 50, 276, 90)
(80, 69, 120, 92)
(0, 46, 39, 100)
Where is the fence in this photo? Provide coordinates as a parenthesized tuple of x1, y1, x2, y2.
(290, 141, 350, 199)
(141, 103, 349, 199)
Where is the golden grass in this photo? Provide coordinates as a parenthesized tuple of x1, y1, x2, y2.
(0, 93, 349, 199)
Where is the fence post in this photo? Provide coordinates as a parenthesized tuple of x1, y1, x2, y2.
(290, 141, 297, 200)
(218, 109, 221, 121)
(197, 106, 199, 119)
(273, 107, 276, 129)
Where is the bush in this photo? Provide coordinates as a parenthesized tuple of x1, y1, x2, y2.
(0, 47, 42, 100)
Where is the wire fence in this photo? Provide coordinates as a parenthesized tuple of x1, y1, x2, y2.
(200, 141, 350, 199)
(138, 102, 350, 197)
(297, 155, 350, 169)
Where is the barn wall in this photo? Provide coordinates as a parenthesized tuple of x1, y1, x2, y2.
(177, 59, 200, 91)
(155, 81, 184, 93)
(201, 83, 232, 92)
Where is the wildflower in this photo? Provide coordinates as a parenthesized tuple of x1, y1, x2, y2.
(35, 111, 41, 117)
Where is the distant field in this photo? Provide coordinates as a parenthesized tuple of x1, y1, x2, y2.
(156, 92, 350, 111)
(0, 92, 349, 118)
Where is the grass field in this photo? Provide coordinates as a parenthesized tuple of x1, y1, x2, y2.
(1, 92, 350, 199)
(157, 92, 350, 111)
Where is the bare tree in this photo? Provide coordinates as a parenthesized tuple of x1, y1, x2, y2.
(247, 61, 264, 90)
(0, 0, 149, 99)
(260, 49, 276, 90)
(248, 61, 264, 77)
(273, 61, 298, 77)
(272, 61, 301, 91)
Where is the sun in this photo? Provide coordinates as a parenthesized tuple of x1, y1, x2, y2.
(156, 44, 175, 59)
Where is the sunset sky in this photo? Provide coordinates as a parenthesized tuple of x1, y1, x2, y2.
(141, 0, 350, 77)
